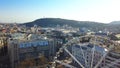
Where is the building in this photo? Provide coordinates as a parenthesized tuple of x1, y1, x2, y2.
(8, 37, 57, 68)
(103, 44, 120, 68)
(0, 33, 11, 68)
(72, 43, 107, 68)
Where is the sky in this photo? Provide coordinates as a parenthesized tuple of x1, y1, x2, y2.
(0, 0, 120, 23)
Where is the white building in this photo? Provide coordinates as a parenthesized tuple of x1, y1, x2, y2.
(72, 43, 107, 68)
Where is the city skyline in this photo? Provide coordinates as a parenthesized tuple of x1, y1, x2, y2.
(0, 0, 120, 23)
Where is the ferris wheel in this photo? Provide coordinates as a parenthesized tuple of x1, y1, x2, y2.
(52, 35, 120, 68)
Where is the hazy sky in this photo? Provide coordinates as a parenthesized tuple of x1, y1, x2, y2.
(0, 0, 120, 23)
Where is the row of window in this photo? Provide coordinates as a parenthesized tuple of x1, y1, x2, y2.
(19, 41, 49, 48)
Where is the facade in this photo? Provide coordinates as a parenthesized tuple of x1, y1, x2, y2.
(104, 51, 120, 68)
(103, 45, 120, 68)
(72, 43, 107, 68)
(0, 33, 11, 68)
(8, 38, 57, 68)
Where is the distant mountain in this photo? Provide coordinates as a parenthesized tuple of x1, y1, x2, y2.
(110, 21, 120, 25)
(22, 18, 106, 31)
(21, 18, 120, 32)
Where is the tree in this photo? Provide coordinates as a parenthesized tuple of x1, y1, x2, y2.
(38, 55, 48, 65)
(17, 58, 36, 68)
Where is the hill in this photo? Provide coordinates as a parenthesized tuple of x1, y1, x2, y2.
(110, 21, 120, 25)
(22, 18, 106, 31)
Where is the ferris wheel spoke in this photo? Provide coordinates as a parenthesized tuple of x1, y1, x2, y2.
(79, 44, 88, 67)
(103, 58, 120, 68)
(105, 59, 120, 67)
(90, 44, 95, 68)
(90, 37, 96, 68)
(52, 35, 117, 68)
(94, 45, 114, 68)
(64, 47, 85, 68)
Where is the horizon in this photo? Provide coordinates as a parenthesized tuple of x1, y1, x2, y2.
(0, 17, 115, 24)
(0, 0, 120, 23)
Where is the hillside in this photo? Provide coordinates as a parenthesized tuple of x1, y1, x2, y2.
(22, 18, 106, 31)
(110, 21, 120, 25)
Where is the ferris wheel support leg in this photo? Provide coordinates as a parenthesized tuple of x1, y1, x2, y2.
(91, 45, 95, 68)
